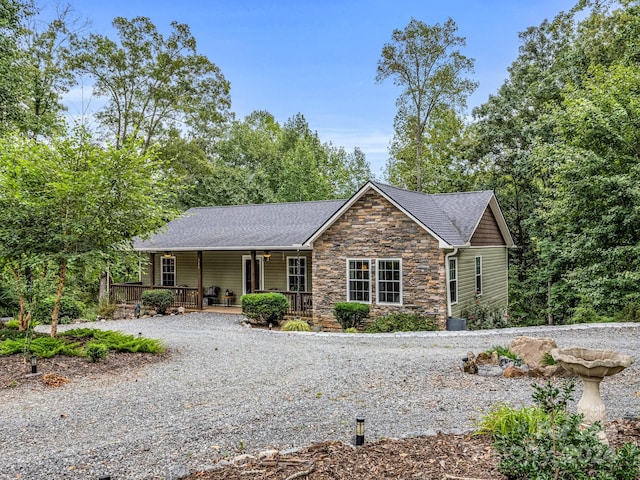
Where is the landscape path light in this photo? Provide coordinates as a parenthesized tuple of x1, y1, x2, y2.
(355, 416, 365, 446)
(30, 354, 37, 374)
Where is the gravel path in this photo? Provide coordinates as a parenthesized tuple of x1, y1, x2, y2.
(1, 313, 639, 479)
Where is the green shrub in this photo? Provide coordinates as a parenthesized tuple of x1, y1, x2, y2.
(32, 296, 85, 324)
(332, 302, 370, 330)
(281, 319, 312, 332)
(617, 301, 640, 322)
(86, 342, 108, 362)
(241, 293, 289, 326)
(62, 328, 166, 354)
(141, 289, 174, 314)
(97, 299, 117, 319)
(365, 312, 438, 333)
(460, 293, 509, 330)
(4, 319, 19, 330)
(343, 327, 358, 333)
(481, 379, 640, 479)
(0, 336, 83, 357)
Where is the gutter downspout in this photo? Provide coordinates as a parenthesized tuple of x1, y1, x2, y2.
(445, 247, 459, 318)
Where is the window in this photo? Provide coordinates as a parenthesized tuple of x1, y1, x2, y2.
(377, 259, 402, 304)
(475, 256, 483, 295)
(161, 256, 176, 286)
(287, 257, 307, 292)
(448, 257, 458, 304)
(347, 259, 370, 302)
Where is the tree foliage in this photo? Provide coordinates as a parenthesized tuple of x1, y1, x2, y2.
(71, 16, 231, 150)
(377, 17, 477, 192)
(467, 0, 640, 323)
(0, 130, 177, 335)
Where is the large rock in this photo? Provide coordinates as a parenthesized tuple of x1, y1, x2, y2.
(509, 336, 558, 370)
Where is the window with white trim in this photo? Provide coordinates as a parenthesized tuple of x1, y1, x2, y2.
(161, 256, 176, 286)
(287, 257, 306, 292)
(475, 256, 483, 295)
(347, 259, 370, 302)
(448, 257, 458, 304)
(377, 259, 402, 304)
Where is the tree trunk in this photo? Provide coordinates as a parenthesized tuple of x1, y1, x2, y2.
(50, 258, 67, 338)
(98, 270, 108, 302)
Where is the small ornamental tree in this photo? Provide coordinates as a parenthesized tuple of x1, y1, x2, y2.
(0, 130, 177, 337)
(241, 293, 289, 326)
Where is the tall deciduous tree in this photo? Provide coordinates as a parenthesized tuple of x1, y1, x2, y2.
(0, 0, 32, 133)
(0, 130, 177, 336)
(71, 16, 231, 150)
(376, 17, 477, 192)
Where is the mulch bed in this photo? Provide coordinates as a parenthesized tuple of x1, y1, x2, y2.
(0, 350, 168, 389)
(184, 420, 640, 480)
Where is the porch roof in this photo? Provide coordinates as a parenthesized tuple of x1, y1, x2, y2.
(133, 199, 346, 251)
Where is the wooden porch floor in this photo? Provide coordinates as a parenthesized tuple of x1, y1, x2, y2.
(196, 305, 244, 315)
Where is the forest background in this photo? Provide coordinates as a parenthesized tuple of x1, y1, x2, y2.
(0, 0, 639, 332)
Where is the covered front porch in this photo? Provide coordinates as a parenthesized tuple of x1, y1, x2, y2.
(110, 249, 313, 317)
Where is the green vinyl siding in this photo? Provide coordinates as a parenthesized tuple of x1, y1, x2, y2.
(450, 247, 508, 317)
(139, 250, 312, 306)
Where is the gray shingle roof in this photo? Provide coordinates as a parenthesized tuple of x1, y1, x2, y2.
(134, 199, 346, 250)
(134, 181, 504, 251)
(371, 182, 494, 245)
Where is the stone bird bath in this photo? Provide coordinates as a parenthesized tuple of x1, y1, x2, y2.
(550, 347, 633, 442)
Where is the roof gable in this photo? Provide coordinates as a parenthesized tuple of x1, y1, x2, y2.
(305, 181, 513, 248)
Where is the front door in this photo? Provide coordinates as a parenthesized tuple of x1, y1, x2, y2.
(243, 256, 263, 295)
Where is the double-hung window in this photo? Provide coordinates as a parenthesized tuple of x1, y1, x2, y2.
(287, 257, 307, 292)
(475, 256, 483, 295)
(347, 259, 371, 302)
(377, 259, 402, 304)
(448, 257, 458, 304)
(161, 256, 176, 286)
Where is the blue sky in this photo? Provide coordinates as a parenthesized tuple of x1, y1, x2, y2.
(61, 0, 577, 176)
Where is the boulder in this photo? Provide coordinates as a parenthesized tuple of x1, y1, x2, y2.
(509, 336, 558, 370)
(462, 351, 478, 374)
(503, 365, 524, 378)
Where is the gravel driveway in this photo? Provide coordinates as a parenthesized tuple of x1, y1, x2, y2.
(1, 313, 639, 479)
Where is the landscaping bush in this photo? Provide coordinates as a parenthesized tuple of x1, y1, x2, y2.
(477, 379, 640, 479)
(86, 342, 109, 362)
(97, 299, 117, 319)
(241, 293, 289, 326)
(32, 295, 85, 324)
(343, 327, 358, 333)
(332, 302, 369, 330)
(281, 319, 312, 332)
(460, 294, 509, 330)
(141, 289, 174, 314)
(62, 328, 166, 354)
(365, 312, 438, 333)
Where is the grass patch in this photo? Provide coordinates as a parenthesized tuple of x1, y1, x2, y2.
(484, 345, 518, 361)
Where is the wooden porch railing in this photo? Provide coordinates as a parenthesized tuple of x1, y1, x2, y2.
(256, 290, 312, 317)
(110, 283, 199, 309)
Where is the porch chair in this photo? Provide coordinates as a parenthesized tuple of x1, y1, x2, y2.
(204, 286, 220, 305)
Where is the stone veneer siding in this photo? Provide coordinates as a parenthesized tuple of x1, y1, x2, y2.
(311, 190, 448, 330)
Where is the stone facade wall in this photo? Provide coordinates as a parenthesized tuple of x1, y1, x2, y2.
(312, 190, 447, 330)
